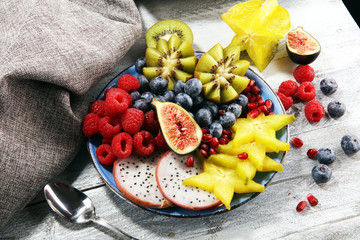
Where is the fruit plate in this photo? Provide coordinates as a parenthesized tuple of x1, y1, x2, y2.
(87, 52, 289, 218)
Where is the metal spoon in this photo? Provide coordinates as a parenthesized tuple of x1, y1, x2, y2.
(44, 182, 138, 240)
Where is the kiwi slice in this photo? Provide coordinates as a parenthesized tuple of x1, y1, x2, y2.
(145, 19, 194, 48)
(143, 34, 197, 90)
(194, 43, 250, 104)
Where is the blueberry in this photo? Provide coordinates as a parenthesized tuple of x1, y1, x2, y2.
(227, 103, 242, 118)
(141, 91, 155, 103)
(202, 101, 218, 118)
(136, 74, 150, 93)
(234, 94, 249, 108)
(195, 52, 204, 62)
(320, 78, 338, 95)
(316, 147, 336, 165)
(155, 95, 167, 102)
(312, 164, 332, 183)
(195, 108, 212, 128)
(135, 57, 146, 74)
(341, 135, 360, 154)
(174, 81, 186, 94)
(149, 76, 168, 93)
(130, 91, 141, 101)
(219, 112, 236, 129)
(133, 99, 150, 112)
(327, 100, 346, 118)
(209, 122, 223, 138)
(192, 94, 204, 109)
(219, 104, 229, 111)
(162, 90, 175, 102)
(175, 93, 193, 110)
(184, 78, 202, 97)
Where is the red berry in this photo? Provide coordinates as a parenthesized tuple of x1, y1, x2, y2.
(297, 81, 316, 102)
(89, 100, 105, 117)
(117, 74, 140, 92)
(120, 108, 144, 135)
(96, 144, 116, 166)
(276, 92, 293, 111)
(296, 201, 308, 212)
(132, 131, 155, 156)
(186, 156, 194, 167)
(248, 108, 261, 118)
(111, 132, 133, 159)
(278, 80, 299, 97)
(307, 148, 318, 158)
(304, 100, 325, 122)
(142, 111, 159, 135)
(202, 134, 213, 143)
(237, 152, 248, 159)
(154, 130, 168, 150)
(99, 116, 122, 139)
(209, 137, 219, 150)
(306, 193, 319, 206)
(104, 88, 132, 116)
(82, 113, 100, 137)
(291, 137, 303, 148)
(293, 65, 315, 83)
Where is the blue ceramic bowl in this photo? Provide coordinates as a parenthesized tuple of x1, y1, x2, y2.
(87, 53, 288, 217)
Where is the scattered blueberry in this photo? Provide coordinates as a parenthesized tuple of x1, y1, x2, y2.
(135, 57, 146, 74)
(312, 164, 332, 183)
(136, 74, 150, 93)
(149, 76, 168, 93)
(192, 95, 204, 109)
(174, 80, 186, 94)
(133, 99, 150, 112)
(219, 112, 236, 129)
(130, 91, 141, 101)
(184, 78, 202, 97)
(320, 78, 338, 95)
(234, 94, 249, 108)
(195, 108, 212, 128)
(341, 135, 360, 154)
(227, 103, 242, 118)
(141, 91, 155, 103)
(316, 147, 336, 165)
(327, 100, 346, 118)
(175, 93, 193, 110)
(209, 122, 223, 138)
(202, 101, 218, 118)
(162, 90, 175, 102)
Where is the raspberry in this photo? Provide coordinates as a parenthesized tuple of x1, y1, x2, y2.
(120, 108, 144, 135)
(304, 100, 325, 122)
(278, 80, 299, 97)
(82, 113, 100, 137)
(111, 132, 132, 159)
(104, 88, 132, 116)
(89, 100, 105, 117)
(133, 131, 155, 156)
(118, 74, 140, 92)
(276, 92, 293, 110)
(142, 111, 159, 135)
(99, 116, 122, 139)
(96, 144, 116, 166)
(293, 65, 315, 83)
(297, 82, 316, 101)
(154, 130, 168, 150)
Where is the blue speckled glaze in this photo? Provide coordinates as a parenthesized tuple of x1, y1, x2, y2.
(87, 53, 288, 218)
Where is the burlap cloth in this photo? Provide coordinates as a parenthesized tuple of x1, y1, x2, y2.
(0, 0, 142, 228)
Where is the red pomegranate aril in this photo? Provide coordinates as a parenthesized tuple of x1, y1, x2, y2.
(222, 129, 232, 136)
(296, 201, 307, 212)
(248, 79, 256, 87)
(200, 143, 210, 152)
(243, 86, 251, 94)
(249, 108, 261, 118)
(291, 137, 303, 148)
(248, 102, 258, 109)
(265, 99, 273, 110)
(219, 138, 227, 145)
(222, 135, 230, 143)
(209, 137, 219, 150)
(258, 105, 269, 114)
(306, 193, 319, 206)
(257, 97, 265, 106)
(200, 149, 209, 158)
(307, 148, 318, 158)
(237, 152, 248, 159)
(186, 156, 194, 167)
(202, 133, 213, 143)
(252, 86, 261, 95)
(218, 109, 225, 115)
(202, 128, 209, 134)
(249, 95, 257, 103)
(209, 148, 217, 155)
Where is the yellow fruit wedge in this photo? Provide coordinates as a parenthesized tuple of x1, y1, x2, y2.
(222, 0, 291, 71)
(260, 155, 284, 172)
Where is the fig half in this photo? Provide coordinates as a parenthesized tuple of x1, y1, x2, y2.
(286, 26, 321, 65)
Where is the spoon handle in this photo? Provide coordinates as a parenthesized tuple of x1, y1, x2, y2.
(92, 216, 138, 240)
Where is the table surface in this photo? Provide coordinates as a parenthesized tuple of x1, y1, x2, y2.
(2, 0, 360, 239)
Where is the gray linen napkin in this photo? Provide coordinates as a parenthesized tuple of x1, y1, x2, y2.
(0, 0, 141, 228)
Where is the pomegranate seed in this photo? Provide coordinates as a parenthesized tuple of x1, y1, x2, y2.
(307, 148, 318, 158)
(296, 201, 307, 212)
(268, 112, 276, 115)
(248, 79, 256, 87)
(219, 138, 227, 145)
(200, 149, 209, 158)
(200, 143, 209, 152)
(252, 86, 261, 95)
(248, 108, 261, 118)
(243, 86, 251, 94)
(265, 99, 273, 110)
(202, 128, 209, 134)
(202, 134, 213, 142)
(222, 129, 232, 136)
(291, 137, 303, 147)
(218, 109, 225, 115)
(306, 193, 319, 206)
(222, 135, 230, 143)
(249, 95, 257, 103)
(237, 152, 248, 159)
(247, 102, 258, 109)
(257, 97, 265, 106)
(209, 148, 217, 155)
(258, 105, 269, 114)
(186, 156, 194, 167)
(209, 137, 219, 150)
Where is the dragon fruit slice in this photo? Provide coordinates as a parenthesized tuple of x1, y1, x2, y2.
(155, 150, 221, 210)
(113, 151, 173, 208)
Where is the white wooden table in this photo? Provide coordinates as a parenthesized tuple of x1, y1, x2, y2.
(1, 0, 360, 239)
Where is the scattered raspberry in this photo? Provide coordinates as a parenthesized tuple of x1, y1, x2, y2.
(142, 111, 159, 135)
(82, 113, 100, 137)
(111, 132, 133, 159)
(276, 92, 293, 110)
(99, 116, 122, 139)
(293, 65, 315, 83)
(121, 108, 144, 135)
(118, 74, 140, 92)
(154, 130, 168, 150)
(89, 100, 105, 117)
(297, 81, 316, 101)
(133, 131, 155, 156)
(104, 88, 132, 116)
(96, 144, 116, 166)
(278, 80, 299, 97)
(304, 100, 325, 122)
